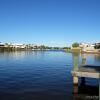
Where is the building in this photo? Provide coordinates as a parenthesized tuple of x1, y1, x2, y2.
(95, 43, 100, 49)
(79, 43, 95, 52)
(0, 42, 5, 47)
(12, 44, 26, 49)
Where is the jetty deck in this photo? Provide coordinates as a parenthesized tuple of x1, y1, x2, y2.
(71, 65, 100, 79)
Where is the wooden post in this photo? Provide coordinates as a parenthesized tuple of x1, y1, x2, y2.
(72, 53, 79, 95)
(81, 77, 85, 86)
(73, 84, 78, 95)
(81, 54, 86, 65)
(73, 53, 79, 85)
(73, 76, 78, 85)
(73, 53, 79, 70)
(82, 58, 86, 65)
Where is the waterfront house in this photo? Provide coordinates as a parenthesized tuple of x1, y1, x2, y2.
(0, 43, 5, 47)
(79, 43, 95, 52)
(12, 44, 26, 49)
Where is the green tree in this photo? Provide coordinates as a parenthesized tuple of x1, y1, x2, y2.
(94, 43, 100, 49)
(72, 42, 79, 47)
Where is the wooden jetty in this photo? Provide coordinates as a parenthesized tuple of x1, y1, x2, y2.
(71, 65, 100, 84)
(71, 53, 100, 99)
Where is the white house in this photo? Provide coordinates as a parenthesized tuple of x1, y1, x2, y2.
(79, 43, 95, 52)
(0, 42, 5, 47)
(12, 44, 26, 48)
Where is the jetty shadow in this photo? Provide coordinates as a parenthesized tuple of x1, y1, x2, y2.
(73, 84, 99, 100)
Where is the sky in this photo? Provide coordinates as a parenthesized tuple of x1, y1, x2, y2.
(0, 0, 100, 47)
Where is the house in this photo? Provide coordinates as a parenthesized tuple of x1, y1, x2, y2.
(0, 43, 5, 47)
(79, 43, 95, 52)
(12, 44, 26, 49)
(95, 43, 100, 49)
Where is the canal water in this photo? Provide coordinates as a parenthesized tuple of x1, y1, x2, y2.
(0, 51, 100, 100)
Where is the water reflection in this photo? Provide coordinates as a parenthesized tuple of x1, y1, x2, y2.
(72, 53, 100, 66)
(0, 51, 26, 59)
(95, 55, 100, 62)
(80, 53, 100, 65)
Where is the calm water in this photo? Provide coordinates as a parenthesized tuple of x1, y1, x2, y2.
(0, 51, 100, 100)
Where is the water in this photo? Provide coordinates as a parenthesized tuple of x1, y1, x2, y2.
(0, 51, 100, 100)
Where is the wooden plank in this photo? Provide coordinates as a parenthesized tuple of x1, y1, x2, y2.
(71, 65, 100, 79)
(71, 71, 99, 79)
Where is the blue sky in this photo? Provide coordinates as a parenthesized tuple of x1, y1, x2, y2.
(0, 0, 100, 47)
